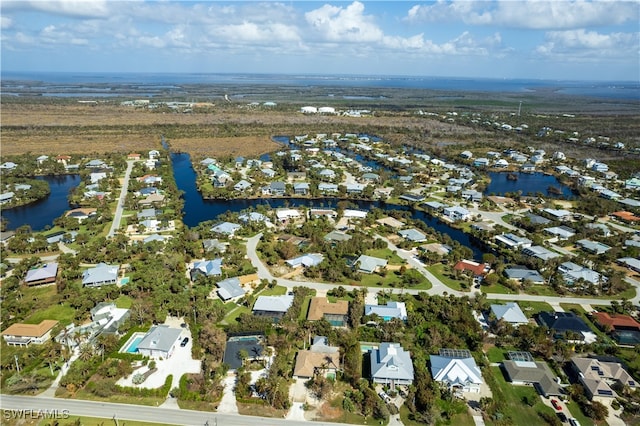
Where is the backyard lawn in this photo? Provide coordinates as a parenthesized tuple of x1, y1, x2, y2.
(485, 366, 557, 426)
(427, 263, 469, 291)
(365, 248, 405, 265)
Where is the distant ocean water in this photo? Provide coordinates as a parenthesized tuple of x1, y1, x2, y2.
(2, 71, 639, 100)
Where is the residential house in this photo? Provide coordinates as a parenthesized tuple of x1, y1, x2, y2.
(495, 233, 532, 250)
(0, 192, 15, 204)
(136, 325, 183, 359)
(618, 257, 640, 274)
(399, 193, 425, 203)
(2, 320, 59, 347)
(592, 311, 640, 345)
(473, 158, 490, 167)
(544, 226, 576, 240)
(293, 182, 310, 195)
(504, 267, 544, 285)
(376, 217, 405, 229)
(264, 181, 285, 196)
(576, 239, 611, 255)
(286, 253, 324, 268)
(461, 190, 483, 202)
(490, 302, 529, 326)
(501, 351, 563, 397)
(454, 260, 489, 277)
(354, 255, 388, 274)
(521, 246, 561, 261)
(398, 228, 427, 243)
(24, 263, 58, 286)
(261, 168, 277, 178)
(524, 213, 551, 226)
(82, 263, 119, 287)
(234, 180, 252, 192)
(293, 336, 340, 379)
(558, 262, 603, 287)
(210, 222, 241, 236)
(537, 312, 596, 343)
(238, 212, 270, 225)
(346, 183, 366, 194)
(324, 230, 352, 243)
(190, 259, 223, 281)
(370, 342, 415, 387)
(307, 298, 349, 326)
(430, 348, 483, 393)
(571, 357, 637, 401)
(318, 183, 338, 193)
(275, 208, 302, 223)
(443, 206, 471, 221)
(543, 208, 572, 221)
(365, 302, 407, 322)
(252, 295, 294, 322)
(215, 277, 247, 302)
(309, 209, 337, 220)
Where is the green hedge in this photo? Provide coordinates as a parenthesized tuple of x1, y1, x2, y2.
(116, 374, 173, 398)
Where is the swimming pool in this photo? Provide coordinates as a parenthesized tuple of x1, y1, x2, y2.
(120, 332, 146, 354)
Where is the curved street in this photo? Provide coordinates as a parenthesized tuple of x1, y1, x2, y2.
(245, 233, 628, 308)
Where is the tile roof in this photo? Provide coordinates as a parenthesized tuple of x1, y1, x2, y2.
(307, 297, 349, 321)
(2, 320, 59, 338)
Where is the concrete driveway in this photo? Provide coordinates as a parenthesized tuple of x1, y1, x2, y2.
(218, 373, 239, 414)
(117, 325, 200, 391)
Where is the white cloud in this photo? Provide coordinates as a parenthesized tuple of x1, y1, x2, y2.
(3, 0, 111, 19)
(213, 21, 301, 44)
(535, 29, 639, 58)
(405, 0, 638, 30)
(305, 1, 384, 42)
(1, 16, 13, 29)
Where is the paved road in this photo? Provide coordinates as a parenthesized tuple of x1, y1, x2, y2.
(245, 233, 623, 307)
(0, 395, 343, 426)
(107, 160, 135, 238)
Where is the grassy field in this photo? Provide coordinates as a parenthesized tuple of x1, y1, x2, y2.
(25, 303, 76, 326)
(486, 366, 557, 426)
(427, 263, 469, 291)
(356, 268, 432, 290)
(364, 248, 405, 265)
(0, 416, 176, 426)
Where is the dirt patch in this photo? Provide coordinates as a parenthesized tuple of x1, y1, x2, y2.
(170, 135, 280, 158)
(318, 401, 343, 420)
(1, 102, 483, 157)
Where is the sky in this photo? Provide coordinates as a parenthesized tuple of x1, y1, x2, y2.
(1, 0, 639, 81)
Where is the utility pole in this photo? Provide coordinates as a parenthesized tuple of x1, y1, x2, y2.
(517, 101, 522, 117)
(14, 354, 20, 373)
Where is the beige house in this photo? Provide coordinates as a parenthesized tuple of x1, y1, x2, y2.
(2, 320, 59, 346)
(293, 336, 340, 379)
(307, 297, 349, 327)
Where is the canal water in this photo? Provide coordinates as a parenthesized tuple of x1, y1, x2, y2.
(172, 152, 483, 258)
(484, 172, 575, 199)
(1, 174, 81, 231)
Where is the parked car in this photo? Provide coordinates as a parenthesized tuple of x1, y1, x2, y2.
(551, 399, 562, 410)
(180, 337, 189, 347)
(557, 412, 567, 423)
(569, 418, 581, 426)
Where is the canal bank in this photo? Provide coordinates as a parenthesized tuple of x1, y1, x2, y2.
(171, 152, 485, 259)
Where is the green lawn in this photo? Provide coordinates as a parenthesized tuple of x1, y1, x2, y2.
(565, 401, 596, 426)
(365, 248, 405, 265)
(485, 346, 510, 363)
(356, 268, 431, 290)
(115, 294, 134, 309)
(34, 416, 175, 426)
(504, 300, 553, 318)
(25, 303, 76, 326)
(427, 263, 469, 291)
(258, 285, 288, 296)
(222, 305, 250, 324)
(485, 366, 557, 426)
